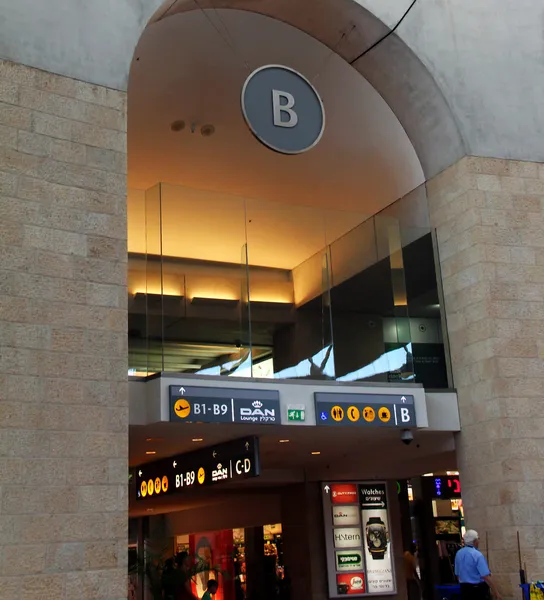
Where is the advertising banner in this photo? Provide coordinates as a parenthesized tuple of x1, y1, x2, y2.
(360, 484, 394, 594)
(322, 481, 396, 597)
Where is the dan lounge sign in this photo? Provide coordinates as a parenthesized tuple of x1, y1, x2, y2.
(169, 385, 280, 425)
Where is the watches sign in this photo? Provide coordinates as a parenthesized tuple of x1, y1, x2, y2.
(322, 481, 396, 597)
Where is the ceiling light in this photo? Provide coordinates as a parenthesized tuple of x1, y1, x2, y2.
(171, 120, 185, 132)
(311, 451, 321, 455)
(279, 439, 290, 443)
(200, 124, 215, 137)
(192, 438, 203, 442)
(146, 451, 156, 455)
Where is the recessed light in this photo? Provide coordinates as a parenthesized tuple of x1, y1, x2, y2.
(311, 451, 321, 455)
(171, 120, 185, 132)
(146, 508, 154, 512)
(279, 439, 290, 443)
(200, 124, 215, 137)
(192, 438, 203, 442)
(146, 451, 156, 455)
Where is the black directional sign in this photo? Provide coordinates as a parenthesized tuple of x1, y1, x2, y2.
(315, 392, 416, 428)
(169, 385, 280, 425)
(135, 437, 260, 501)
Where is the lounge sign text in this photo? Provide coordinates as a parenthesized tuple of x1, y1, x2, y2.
(169, 385, 280, 425)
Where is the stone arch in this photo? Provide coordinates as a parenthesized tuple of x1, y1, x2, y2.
(135, 0, 465, 179)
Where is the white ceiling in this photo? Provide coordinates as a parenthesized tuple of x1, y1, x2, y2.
(127, 9, 424, 268)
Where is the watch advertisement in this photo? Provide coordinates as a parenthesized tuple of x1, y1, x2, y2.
(322, 481, 396, 598)
(360, 483, 394, 594)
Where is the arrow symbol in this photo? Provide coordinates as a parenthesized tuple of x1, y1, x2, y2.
(362, 502, 385, 508)
(401, 396, 406, 403)
(324, 485, 330, 494)
(138, 470, 142, 477)
(245, 442, 249, 451)
(179, 387, 186, 394)
(172, 461, 177, 468)
(213, 451, 217, 458)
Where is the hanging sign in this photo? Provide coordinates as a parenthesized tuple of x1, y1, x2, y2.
(241, 65, 325, 154)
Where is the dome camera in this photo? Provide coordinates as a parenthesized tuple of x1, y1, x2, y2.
(400, 429, 414, 446)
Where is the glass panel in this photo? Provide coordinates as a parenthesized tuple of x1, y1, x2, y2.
(128, 184, 163, 377)
(151, 183, 251, 377)
(374, 213, 415, 383)
(244, 197, 334, 380)
(381, 185, 450, 388)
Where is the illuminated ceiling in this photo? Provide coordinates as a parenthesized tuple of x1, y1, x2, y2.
(127, 9, 425, 269)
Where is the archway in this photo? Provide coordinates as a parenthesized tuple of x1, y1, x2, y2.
(134, 0, 464, 179)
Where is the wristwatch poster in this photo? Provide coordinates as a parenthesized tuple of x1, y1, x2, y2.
(365, 517, 388, 560)
(322, 481, 396, 598)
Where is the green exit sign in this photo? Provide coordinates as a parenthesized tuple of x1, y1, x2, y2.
(287, 406, 305, 422)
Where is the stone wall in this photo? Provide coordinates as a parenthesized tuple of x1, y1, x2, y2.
(427, 156, 544, 594)
(0, 59, 128, 599)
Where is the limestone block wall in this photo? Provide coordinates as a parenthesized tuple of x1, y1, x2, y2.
(0, 60, 128, 599)
(428, 156, 544, 594)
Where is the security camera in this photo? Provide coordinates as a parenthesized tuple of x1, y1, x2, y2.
(400, 429, 414, 446)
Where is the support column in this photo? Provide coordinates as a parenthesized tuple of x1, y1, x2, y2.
(428, 156, 544, 595)
(0, 60, 128, 598)
(280, 483, 328, 600)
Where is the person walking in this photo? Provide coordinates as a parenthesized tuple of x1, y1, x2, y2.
(455, 530, 501, 600)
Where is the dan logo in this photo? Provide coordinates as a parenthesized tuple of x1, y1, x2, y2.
(239, 399, 277, 423)
(333, 505, 359, 526)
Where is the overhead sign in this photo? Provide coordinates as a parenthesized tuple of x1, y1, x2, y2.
(169, 385, 280, 425)
(241, 65, 325, 155)
(322, 481, 396, 597)
(315, 392, 416, 428)
(135, 437, 260, 501)
(426, 475, 462, 499)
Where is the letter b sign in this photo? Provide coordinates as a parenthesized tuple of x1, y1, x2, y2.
(241, 65, 325, 154)
(272, 90, 298, 128)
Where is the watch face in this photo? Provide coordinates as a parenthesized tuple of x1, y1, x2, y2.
(366, 524, 387, 553)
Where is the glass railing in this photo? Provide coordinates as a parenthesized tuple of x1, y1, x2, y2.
(127, 182, 450, 388)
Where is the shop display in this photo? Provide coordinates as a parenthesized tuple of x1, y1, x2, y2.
(322, 481, 396, 598)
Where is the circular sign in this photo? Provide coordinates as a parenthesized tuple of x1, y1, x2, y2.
(147, 479, 154, 496)
(363, 407, 375, 422)
(331, 406, 344, 422)
(154, 477, 161, 495)
(197, 467, 206, 485)
(378, 407, 391, 423)
(347, 406, 359, 422)
(140, 480, 147, 497)
(241, 65, 325, 155)
(162, 476, 169, 493)
(174, 398, 191, 419)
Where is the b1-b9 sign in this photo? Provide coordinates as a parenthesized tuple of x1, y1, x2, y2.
(322, 482, 396, 597)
